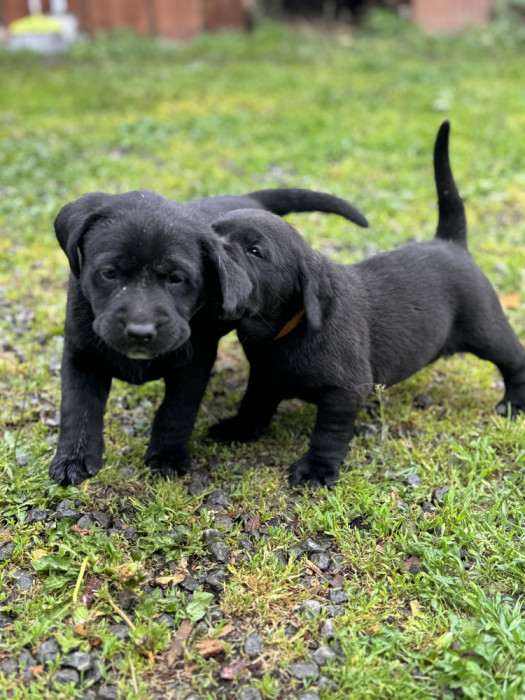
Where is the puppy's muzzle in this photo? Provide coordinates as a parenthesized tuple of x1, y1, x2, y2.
(126, 322, 156, 345)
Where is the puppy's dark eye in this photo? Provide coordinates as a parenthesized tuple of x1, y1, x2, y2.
(247, 247, 264, 259)
(101, 268, 117, 281)
(167, 272, 185, 285)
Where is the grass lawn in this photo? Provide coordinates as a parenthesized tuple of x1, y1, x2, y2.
(0, 11, 524, 700)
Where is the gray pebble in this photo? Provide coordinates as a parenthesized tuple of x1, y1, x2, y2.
(299, 693, 321, 700)
(312, 646, 336, 666)
(13, 570, 34, 591)
(311, 552, 330, 571)
(117, 588, 139, 610)
(97, 686, 119, 700)
(107, 624, 129, 639)
(244, 632, 263, 656)
(122, 526, 138, 542)
(406, 473, 422, 487)
(284, 623, 299, 638)
(318, 675, 340, 692)
(301, 537, 329, 553)
(0, 658, 17, 676)
(300, 600, 322, 618)
(18, 650, 36, 677)
(238, 538, 254, 552)
(55, 499, 80, 520)
(39, 639, 59, 665)
(325, 605, 345, 617)
(329, 590, 348, 605)
(92, 511, 111, 529)
(238, 688, 262, 700)
(206, 488, 231, 507)
(158, 613, 176, 628)
(290, 546, 304, 560)
(432, 485, 450, 503)
(210, 541, 229, 564)
(16, 454, 30, 467)
(288, 662, 319, 679)
(84, 660, 103, 686)
(76, 515, 94, 529)
(320, 619, 336, 640)
(272, 549, 288, 567)
(63, 651, 92, 672)
(205, 569, 227, 591)
(214, 515, 233, 531)
(414, 394, 434, 409)
(0, 542, 15, 561)
(51, 668, 80, 686)
(208, 606, 223, 624)
(203, 528, 223, 545)
(25, 508, 47, 525)
(180, 575, 200, 593)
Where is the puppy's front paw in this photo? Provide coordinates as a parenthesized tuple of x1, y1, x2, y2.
(208, 416, 264, 444)
(49, 451, 103, 486)
(288, 455, 340, 489)
(145, 450, 193, 479)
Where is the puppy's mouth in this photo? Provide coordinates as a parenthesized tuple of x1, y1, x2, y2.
(93, 315, 191, 361)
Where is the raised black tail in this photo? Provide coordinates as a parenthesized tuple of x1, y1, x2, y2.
(248, 188, 369, 228)
(434, 121, 467, 247)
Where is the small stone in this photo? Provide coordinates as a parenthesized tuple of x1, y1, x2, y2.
(312, 646, 336, 666)
(13, 570, 34, 591)
(301, 538, 329, 553)
(238, 538, 254, 552)
(300, 600, 322, 619)
(325, 605, 345, 617)
(84, 660, 103, 686)
(39, 639, 59, 665)
(76, 515, 94, 529)
(18, 650, 36, 677)
(318, 675, 340, 692)
(51, 668, 80, 687)
(290, 546, 304, 559)
(97, 686, 119, 700)
(16, 454, 30, 467)
(188, 468, 209, 496)
(245, 632, 263, 657)
(311, 552, 330, 570)
(180, 575, 200, 593)
(420, 501, 435, 513)
(401, 520, 418, 535)
(0, 542, 15, 561)
(117, 589, 139, 611)
(284, 623, 299, 638)
(299, 693, 321, 700)
(63, 651, 92, 672)
(432, 485, 450, 504)
(214, 515, 233, 532)
(55, 500, 80, 520)
(355, 422, 379, 437)
(329, 590, 348, 605)
(203, 528, 224, 545)
(238, 688, 262, 700)
(107, 624, 129, 639)
(406, 473, 422, 487)
(206, 489, 231, 507)
(320, 619, 336, 640)
(158, 614, 176, 628)
(210, 541, 229, 564)
(205, 569, 228, 591)
(288, 662, 319, 680)
(0, 659, 17, 676)
(208, 606, 223, 624)
(272, 549, 288, 567)
(92, 511, 111, 529)
(25, 508, 47, 525)
(414, 394, 434, 409)
(122, 526, 138, 542)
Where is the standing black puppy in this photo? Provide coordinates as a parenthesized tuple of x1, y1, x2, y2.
(209, 123, 525, 487)
(50, 187, 368, 486)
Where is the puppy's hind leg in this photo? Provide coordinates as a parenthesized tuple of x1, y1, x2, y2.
(288, 390, 360, 489)
(209, 367, 283, 444)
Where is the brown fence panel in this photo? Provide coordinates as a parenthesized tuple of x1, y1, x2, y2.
(204, 0, 249, 32)
(152, 0, 204, 40)
(412, 0, 494, 32)
(1, 0, 28, 27)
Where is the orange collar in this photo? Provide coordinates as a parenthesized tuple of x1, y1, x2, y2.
(274, 309, 305, 340)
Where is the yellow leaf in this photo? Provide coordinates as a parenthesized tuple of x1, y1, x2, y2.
(500, 292, 520, 310)
(154, 573, 186, 588)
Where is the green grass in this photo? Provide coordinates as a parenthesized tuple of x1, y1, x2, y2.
(0, 11, 524, 700)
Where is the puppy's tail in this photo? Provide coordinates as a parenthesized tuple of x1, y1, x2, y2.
(434, 121, 467, 247)
(248, 188, 369, 228)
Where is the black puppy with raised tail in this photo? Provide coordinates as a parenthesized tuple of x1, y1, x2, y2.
(210, 122, 525, 488)
(50, 187, 368, 486)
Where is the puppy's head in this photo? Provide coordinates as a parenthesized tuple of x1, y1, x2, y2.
(211, 209, 333, 337)
(55, 191, 251, 359)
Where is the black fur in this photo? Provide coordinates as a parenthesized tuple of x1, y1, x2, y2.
(50, 187, 368, 485)
(209, 122, 525, 488)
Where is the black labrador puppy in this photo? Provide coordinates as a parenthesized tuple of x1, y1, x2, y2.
(209, 123, 525, 487)
(50, 187, 368, 486)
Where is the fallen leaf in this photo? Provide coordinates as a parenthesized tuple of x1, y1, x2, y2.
(91, 637, 102, 648)
(368, 625, 382, 635)
(329, 573, 344, 589)
(410, 600, 423, 617)
(375, 544, 384, 553)
(166, 620, 193, 667)
(403, 556, 422, 572)
(218, 623, 235, 638)
(244, 514, 260, 533)
(29, 665, 44, 676)
(72, 524, 92, 537)
(500, 292, 520, 309)
(82, 576, 104, 608)
(74, 623, 88, 635)
(220, 658, 249, 680)
(154, 573, 186, 588)
(195, 638, 225, 658)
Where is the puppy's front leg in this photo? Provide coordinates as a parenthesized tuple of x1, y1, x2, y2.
(209, 367, 283, 444)
(49, 343, 112, 486)
(146, 352, 217, 478)
(288, 390, 359, 489)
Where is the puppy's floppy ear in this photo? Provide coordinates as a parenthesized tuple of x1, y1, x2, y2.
(299, 257, 333, 332)
(201, 235, 253, 319)
(54, 193, 112, 278)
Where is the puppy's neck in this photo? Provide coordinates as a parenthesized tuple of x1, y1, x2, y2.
(238, 296, 305, 345)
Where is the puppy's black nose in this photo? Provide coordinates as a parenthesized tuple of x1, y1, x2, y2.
(126, 322, 156, 343)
